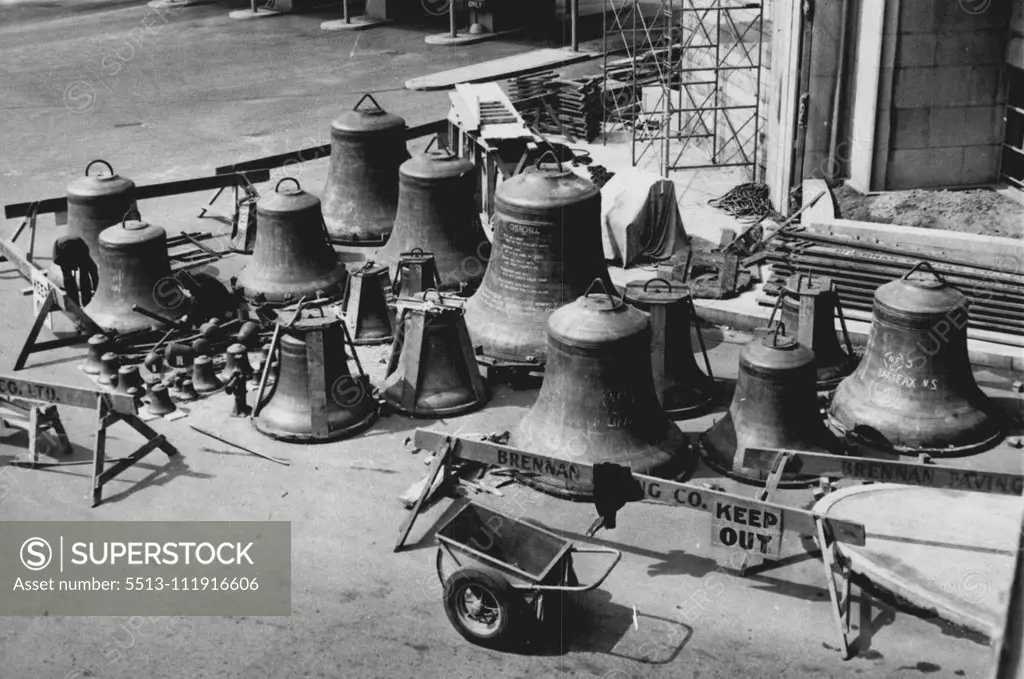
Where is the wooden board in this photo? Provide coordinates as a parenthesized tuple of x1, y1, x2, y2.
(743, 449, 1024, 496)
(0, 374, 136, 414)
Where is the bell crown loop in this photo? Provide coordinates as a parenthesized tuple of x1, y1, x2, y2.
(85, 159, 116, 179)
(762, 322, 798, 350)
(534, 149, 573, 177)
(275, 177, 302, 195)
(353, 92, 386, 114)
(582, 278, 623, 310)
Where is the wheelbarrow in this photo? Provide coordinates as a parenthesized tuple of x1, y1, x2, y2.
(434, 501, 621, 649)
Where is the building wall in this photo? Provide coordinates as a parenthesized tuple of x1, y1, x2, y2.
(883, 0, 1012, 189)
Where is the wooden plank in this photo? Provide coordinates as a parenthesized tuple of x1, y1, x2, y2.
(4, 172, 270, 219)
(395, 439, 453, 552)
(0, 374, 136, 414)
(413, 430, 867, 546)
(742, 448, 1024, 496)
(848, 0, 886, 192)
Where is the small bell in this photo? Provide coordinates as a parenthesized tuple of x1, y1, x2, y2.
(192, 355, 223, 394)
(82, 334, 111, 375)
(177, 379, 199, 402)
(224, 344, 254, 378)
(117, 365, 143, 394)
(146, 382, 176, 416)
(97, 352, 120, 386)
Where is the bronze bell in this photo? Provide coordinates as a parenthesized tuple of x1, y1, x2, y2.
(192, 355, 223, 394)
(771, 273, 858, 390)
(116, 365, 143, 394)
(376, 141, 490, 294)
(235, 178, 347, 304)
(65, 159, 138, 258)
(321, 93, 409, 245)
(512, 280, 693, 501)
(146, 382, 176, 416)
(343, 261, 395, 345)
(177, 379, 199, 402)
(828, 261, 1002, 454)
(701, 325, 844, 486)
(392, 249, 442, 299)
(465, 152, 613, 364)
(623, 278, 718, 420)
(254, 307, 379, 442)
(85, 217, 182, 334)
(381, 291, 488, 418)
(97, 352, 120, 386)
(82, 334, 111, 375)
(224, 344, 254, 378)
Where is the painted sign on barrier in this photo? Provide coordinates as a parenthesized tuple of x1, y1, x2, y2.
(711, 497, 783, 559)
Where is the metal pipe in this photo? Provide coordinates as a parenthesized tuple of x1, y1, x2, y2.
(571, 0, 579, 51)
(827, 0, 851, 181)
(343, 0, 350, 23)
(449, 0, 457, 38)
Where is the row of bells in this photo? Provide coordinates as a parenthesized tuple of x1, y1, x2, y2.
(66, 98, 1003, 496)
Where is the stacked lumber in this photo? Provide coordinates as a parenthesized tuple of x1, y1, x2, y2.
(507, 71, 604, 141)
(758, 230, 1024, 342)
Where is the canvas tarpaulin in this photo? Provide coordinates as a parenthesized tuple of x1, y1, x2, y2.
(600, 168, 688, 268)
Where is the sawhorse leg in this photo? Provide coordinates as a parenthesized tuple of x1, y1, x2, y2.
(817, 517, 854, 659)
(394, 437, 454, 553)
(91, 396, 178, 508)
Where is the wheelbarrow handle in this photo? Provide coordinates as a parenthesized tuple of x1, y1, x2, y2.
(526, 546, 622, 594)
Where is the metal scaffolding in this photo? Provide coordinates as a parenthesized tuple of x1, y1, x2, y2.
(602, 0, 765, 179)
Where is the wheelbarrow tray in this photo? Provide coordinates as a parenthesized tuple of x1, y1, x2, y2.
(436, 502, 573, 585)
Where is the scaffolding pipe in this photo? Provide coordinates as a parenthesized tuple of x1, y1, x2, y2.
(571, 0, 579, 51)
(450, 0, 457, 38)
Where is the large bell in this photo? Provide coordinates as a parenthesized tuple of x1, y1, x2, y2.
(254, 306, 378, 442)
(321, 94, 408, 245)
(623, 278, 718, 419)
(828, 262, 1002, 455)
(84, 218, 182, 334)
(235, 178, 347, 304)
(512, 280, 694, 501)
(701, 326, 844, 486)
(381, 291, 488, 417)
(377, 141, 490, 293)
(465, 152, 613, 364)
(65, 159, 138, 258)
(774, 273, 858, 390)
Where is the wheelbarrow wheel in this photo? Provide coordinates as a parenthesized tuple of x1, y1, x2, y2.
(443, 568, 520, 649)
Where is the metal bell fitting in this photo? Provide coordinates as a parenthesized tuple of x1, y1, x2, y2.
(116, 365, 143, 394)
(224, 344, 253, 378)
(192, 355, 223, 394)
(97, 352, 120, 386)
(146, 382, 176, 416)
(82, 334, 111, 375)
(177, 379, 199, 402)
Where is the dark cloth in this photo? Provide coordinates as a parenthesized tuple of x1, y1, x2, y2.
(52, 236, 98, 306)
